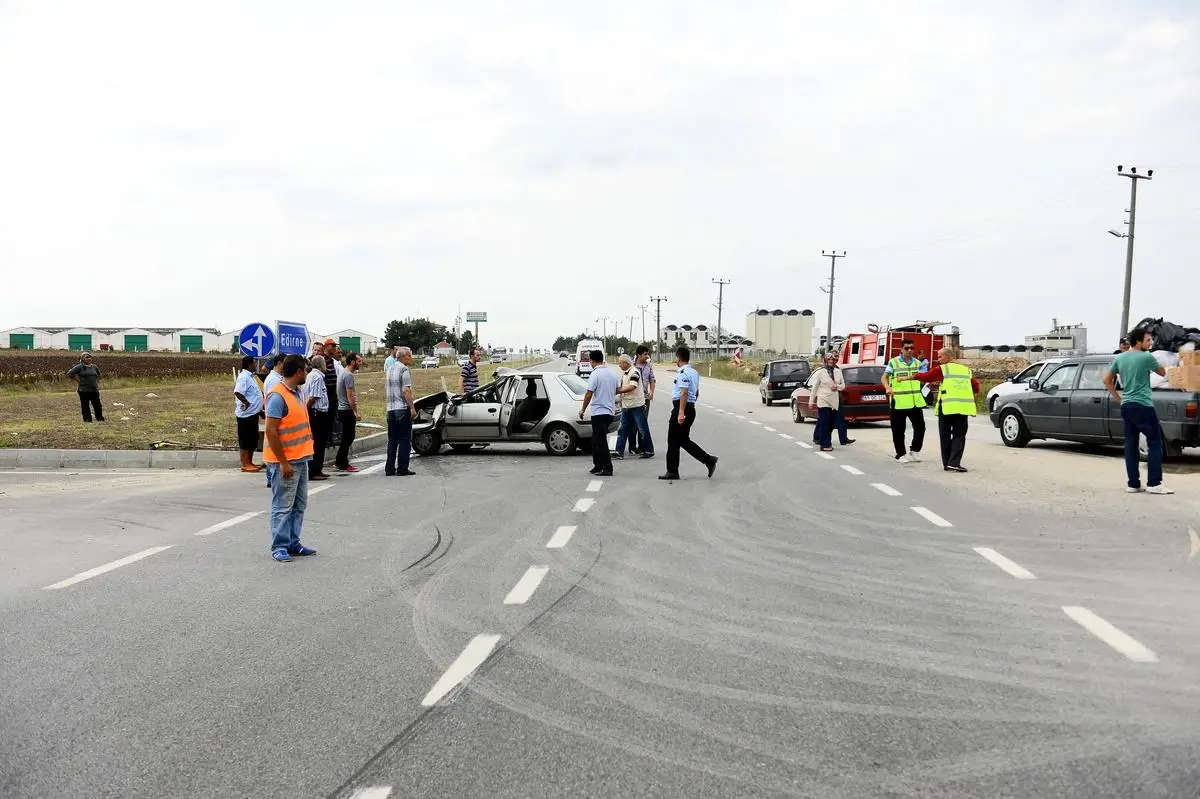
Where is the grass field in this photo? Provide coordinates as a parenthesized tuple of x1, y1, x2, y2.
(0, 353, 542, 450)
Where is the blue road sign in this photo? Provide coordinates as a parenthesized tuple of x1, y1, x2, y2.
(238, 322, 276, 358)
(276, 320, 310, 355)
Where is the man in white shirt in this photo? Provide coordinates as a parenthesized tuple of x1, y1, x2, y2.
(233, 355, 265, 473)
(304, 355, 332, 480)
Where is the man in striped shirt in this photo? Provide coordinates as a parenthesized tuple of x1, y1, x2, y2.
(460, 347, 481, 396)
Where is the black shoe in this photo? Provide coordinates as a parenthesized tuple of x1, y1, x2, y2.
(707, 457, 719, 478)
(612, 452, 624, 459)
(589, 468, 603, 475)
(397, 469, 416, 476)
(639, 452, 655, 459)
(658, 473, 680, 481)
(595, 470, 613, 476)
(840, 438, 855, 445)
(947, 465, 968, 473)
(385, 471, 396, 476)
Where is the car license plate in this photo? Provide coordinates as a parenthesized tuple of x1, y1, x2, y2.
(863, 393, 886, 401)
(781, 382, 798, 387)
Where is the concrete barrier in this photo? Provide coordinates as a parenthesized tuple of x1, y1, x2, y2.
(0, 430, 388, 471)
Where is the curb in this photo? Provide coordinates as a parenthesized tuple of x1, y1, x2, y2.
(0, 431, 388, 470)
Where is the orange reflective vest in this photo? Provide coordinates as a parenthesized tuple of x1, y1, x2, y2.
(263, 383, 315, 463)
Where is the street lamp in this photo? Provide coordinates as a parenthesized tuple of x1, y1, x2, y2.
(1115, 165, 1153, 338)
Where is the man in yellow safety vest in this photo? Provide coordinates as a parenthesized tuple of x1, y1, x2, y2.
(881, 338, 927, 463)
(913, 347, 980, 472)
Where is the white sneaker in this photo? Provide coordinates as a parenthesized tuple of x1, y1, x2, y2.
(1147, 484, 1175, 495)
(1125, 486, 1145, 493)
(908, 450, 921, 462)
(896, 453, 914, 464)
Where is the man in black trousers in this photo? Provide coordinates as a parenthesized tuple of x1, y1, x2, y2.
(578, 350, 618, 476)
(660, 346, 718, 481)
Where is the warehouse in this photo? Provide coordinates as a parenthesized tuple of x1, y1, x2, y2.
(744, 309, 815, 356)
(0, 326, 227, 352)
(319, 329, 378, 355)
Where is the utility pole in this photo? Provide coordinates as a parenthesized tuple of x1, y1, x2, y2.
(818, 250, 846, 354)
(1115, 165, 1153, 338)
(712, 278, 731, 363)
(625, 314, 636, 343)
(637, 304, 648, 342)
(650, 296, 668, 356)
(596, 316, 610, 355)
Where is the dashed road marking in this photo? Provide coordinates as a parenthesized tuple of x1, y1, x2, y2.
(310, 483, 334, 496)
(586, 480, 603, 493)
(349, 787, 393, 799)
(421, 634, 502, 706)
(748, 420, 762, 426)
(1062, 606, 1158, 663)
(911, 506, 953, 527)
(504, 566, 549, 604)
(735, 415, 746, 420)
(973, 547, 1036, 579)
(359, 461, 389, 476)
(817, 452, 835, 460)
(195, 510, 262, 536)
(572, 498, 595, 513)
(43, 546, 172, 590)
(763, 426, 777, 432)
(871, 482, 902, 496)
(840, 465, 864, 476)
(797, 442, 813, 449)
(547, 526, 576, 548)
(779, 433, 793, 440)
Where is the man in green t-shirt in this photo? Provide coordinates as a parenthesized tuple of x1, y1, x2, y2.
(1104, 326, 1172, 494)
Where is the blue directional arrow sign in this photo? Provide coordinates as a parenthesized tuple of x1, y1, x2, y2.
(276, 320, 310, 355)
(238, 322, 276, 358)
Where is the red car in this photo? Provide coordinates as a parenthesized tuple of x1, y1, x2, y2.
(790, 365, 891, 424)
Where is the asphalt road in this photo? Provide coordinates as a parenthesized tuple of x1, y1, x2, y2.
(2, 358, 1198, 798)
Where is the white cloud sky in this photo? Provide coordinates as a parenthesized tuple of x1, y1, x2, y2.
(1, 0, 1197, 350)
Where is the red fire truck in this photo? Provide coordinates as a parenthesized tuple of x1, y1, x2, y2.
(836, 321, 959, 367)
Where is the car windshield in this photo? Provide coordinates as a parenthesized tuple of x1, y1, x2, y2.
(843, 366, 885, 385)
(557, 374, 589, 397)
(770, 360, 811, 379)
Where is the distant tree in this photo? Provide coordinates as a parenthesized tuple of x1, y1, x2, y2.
(383, 319, 408, 348)
(460, 329, 475, 355)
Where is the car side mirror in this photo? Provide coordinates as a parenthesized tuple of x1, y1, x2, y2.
(1042, 382, 1059, 394)
(760, 368, 767, 377)
(1027, 379, 1040, 392)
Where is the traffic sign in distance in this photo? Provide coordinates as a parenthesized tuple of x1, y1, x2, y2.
(276, 320, 309, 355)
(466, 311, 487, 323)
(239, 322, 276, 358)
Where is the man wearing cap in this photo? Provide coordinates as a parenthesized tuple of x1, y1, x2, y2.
(264, 354, 318, 562)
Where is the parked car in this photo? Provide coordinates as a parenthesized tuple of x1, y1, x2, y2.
(421, 356, 440, 369)
(411, 369, 620, 457)
(985, 357, 1064, 413)
(789, 365, 890, 424)
(457, 356, 470, 367)
(989, 354, 1200, 458)
(759, 359, 813, 405)
(489, 353, 504, 364)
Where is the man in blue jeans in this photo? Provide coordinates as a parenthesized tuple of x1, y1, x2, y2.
(385, 346, 416, 476)
(613, 353, 653, 459)
(1104, 326, 1173, 494)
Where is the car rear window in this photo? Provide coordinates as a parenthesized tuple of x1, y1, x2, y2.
(843, 366, 885, 385)
(557, 374, 589, 396)
(770, 361, 811, 379)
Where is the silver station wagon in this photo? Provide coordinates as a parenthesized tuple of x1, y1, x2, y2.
(411, 368, 619, 457)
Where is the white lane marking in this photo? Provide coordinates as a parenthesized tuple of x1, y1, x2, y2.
(546, 525, 576, 549)
(350, 788, 393, 799)
(359, 461, 388, 476)
(840, 465, 864, 476)
(973, 547, 1036, 579)
(817, 452, 835, 460)
(421, 633, 503, 706)
(195, 510, 262, 536)
(310, 483, 334, 496)
(911, 506, 953, 527)
(504, 566, 549, 605)
(586, 480, 603, 493)
(1062, 606, 1158, 663)
(871, 482, 902, 497)
(1189, 526, 1199, 560)
(778, 433, 794, 440)
(573, 498, 595, 513)
(735, 415, 746, 420)
(748, 420, 763, 426)
(352, 454, 387, 463)
(43, 546, 172, 590)
(797, 441, 813, 449)
(763, 426, 777, 432)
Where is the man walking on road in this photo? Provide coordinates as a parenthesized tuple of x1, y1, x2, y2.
(264, 355, 318, 563)
(335, 352, 363, 472)
(385, 347, 416, 477)
(913, 348, 980, 472)
(304, 355, 331, 480)
(808, 352, 854, 451)
(660, 346, 718, 481)
(1105, 326, 1173, 494)
(882, 338, 926, 464)
(460, 346, 481, 396)
(234, 355, 264, 472)
(579, 350, 618, 476)
(629, 345, 656, 454)
(614, 354, 653, 459)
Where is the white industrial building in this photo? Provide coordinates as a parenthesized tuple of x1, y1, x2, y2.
(318, 329, 379, 356)
(744, 309, 816, 356)
(1, 326, 227, 352)
(658, 324, 753, 357)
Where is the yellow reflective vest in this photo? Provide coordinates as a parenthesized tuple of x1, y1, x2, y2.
(888, 356, 926, 410)
(936, 362, 977, 417)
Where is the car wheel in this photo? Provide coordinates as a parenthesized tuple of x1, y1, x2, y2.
(792, 401, 804, 424)
(543, 424, 578, 456)
(413, 429, 443, 456)
(449, 443, 473, 453)
(1139, 428, 1182, 461)
(999, 409, 1030, 448)
(765, 398, 774, 407)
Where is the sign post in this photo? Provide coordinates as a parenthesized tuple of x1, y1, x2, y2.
(465, 311, 487, 348)
(238, 322, 276, 360)
(276, 320, 310, 355)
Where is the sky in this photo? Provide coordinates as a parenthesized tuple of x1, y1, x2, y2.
(1, 0, 1198, 351)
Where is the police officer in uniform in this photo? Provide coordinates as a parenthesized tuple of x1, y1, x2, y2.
(881, 338, 926, 463)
